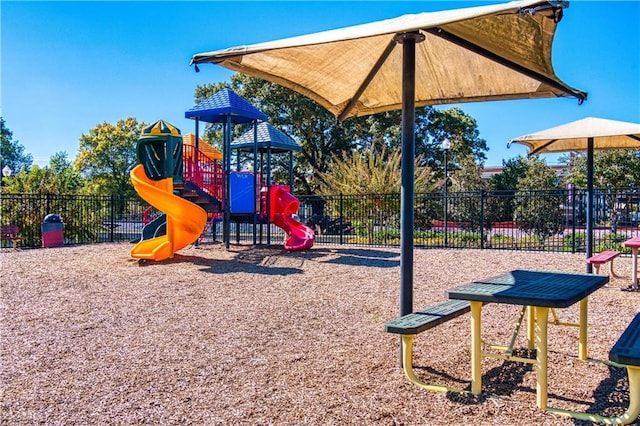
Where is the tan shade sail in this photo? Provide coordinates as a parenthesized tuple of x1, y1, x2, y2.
(191, 0, 588, 321)
(508, 117, 640, 154)
(508, 116, 640, 269)
(191, 0, 586, 121)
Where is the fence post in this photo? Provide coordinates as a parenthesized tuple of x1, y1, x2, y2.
(339, 193, 344, 245)
(110, 195, 116, 242)
(571, 185, 577, 253)
(480, 190, 485, 250)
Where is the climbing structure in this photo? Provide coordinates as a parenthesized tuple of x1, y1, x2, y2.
(130, 121, 220, 261)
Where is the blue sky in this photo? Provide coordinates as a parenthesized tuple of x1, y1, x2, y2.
(2, 1, 639, 168)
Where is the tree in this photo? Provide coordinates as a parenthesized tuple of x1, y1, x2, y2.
(74, 118, 145, 197)
(564, 149, 640, 231)
(490, 156, 530, 191)
(416, 107, 488, 180)
(195, 75, 361, 194)
(316, 144, 435, 243)
(563, 150, 640, 188)
(448, 155, 489, 231)
(194, 74, 489, 194)
(488, 156, 530, 223)
(317, 143, 435, 195)
(2, 152, 83, 194)
(513, 157, 564, 244)
(0, 117, 33, 176)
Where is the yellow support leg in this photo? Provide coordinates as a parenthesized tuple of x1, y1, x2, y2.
(471, 301, 482, 395)
(547, 365, 640, 425)
(400, 335, 468, 393)
(535, 306, 549, 410)
(527, 306, 535, 350)
(579, 298, 588, 361)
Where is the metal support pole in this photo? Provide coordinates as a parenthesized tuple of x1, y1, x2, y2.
(266, 147, 272, 245)
(289, 151, 294, 191)
(223, 115, 232, 249)
(480, 189, 485, 249)
(195, 118, 199, 151)
(399, 34, 419, 319)
(586, 137, 594, 272)
(253, 121, 258, 246)
(443, 148, 448, 247)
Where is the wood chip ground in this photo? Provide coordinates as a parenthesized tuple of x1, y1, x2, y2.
(1, 243, 638, 425)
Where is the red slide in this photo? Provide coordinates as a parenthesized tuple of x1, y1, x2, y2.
(269, 185, 315, 251)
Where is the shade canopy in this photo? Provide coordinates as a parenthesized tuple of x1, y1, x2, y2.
(190, 0, 586, 327)
(191, 0, 586, 122)
(509, 117, 640, 273)
(508, 117, 640, 154)
(231, 122, 301, 153)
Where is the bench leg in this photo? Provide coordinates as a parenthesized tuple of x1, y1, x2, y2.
(470, 301, 482, 395)
(535, 306, 549, 410)
(609, 258, 622, 279)
(400, 335, 468, 394)
(527, 306, 535, 350)
(547, 365, 640, 424)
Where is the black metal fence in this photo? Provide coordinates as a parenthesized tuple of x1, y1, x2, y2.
(2, 187, 640, 253)
(1, 193, 149, 248)
(296, 187, 640, 254)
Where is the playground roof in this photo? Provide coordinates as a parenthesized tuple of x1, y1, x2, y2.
(231, 122, 301, 153)
(184, 88, 267, 124)
(183, 133, 223, 161)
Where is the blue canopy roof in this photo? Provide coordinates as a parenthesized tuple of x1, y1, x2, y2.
(185, 88, 267, 124)
(231, 122, 300, 153)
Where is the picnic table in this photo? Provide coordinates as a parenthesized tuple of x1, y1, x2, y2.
(446, 270, 608, 410)
(622, 236, 640, 290)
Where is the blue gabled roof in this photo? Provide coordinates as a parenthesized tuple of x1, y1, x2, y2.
(185, 88, 267, 124)
(231, 122, 301, 153)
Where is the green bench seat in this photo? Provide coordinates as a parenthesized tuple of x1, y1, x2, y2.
(610, 313, 640, 367)
(384, 299, 471, 394)
(385, 299, 471, 335)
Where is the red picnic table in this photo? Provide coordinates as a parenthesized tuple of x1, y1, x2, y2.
(622, 236, 640, 291)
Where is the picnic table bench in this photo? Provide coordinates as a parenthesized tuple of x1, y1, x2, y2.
(549, 312, 640, 424)
(384, 299, 471, 392)
(1, 225, 21, 248)
(587, 250, 621, 277)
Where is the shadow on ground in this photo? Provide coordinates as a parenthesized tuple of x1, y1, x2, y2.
(135, 244, 401, 272)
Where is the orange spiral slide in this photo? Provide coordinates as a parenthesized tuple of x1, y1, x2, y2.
(130, 164, 207, 261)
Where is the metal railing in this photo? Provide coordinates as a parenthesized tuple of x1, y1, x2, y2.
(2, 187, 640, 253)
(296, 187, 640, 253)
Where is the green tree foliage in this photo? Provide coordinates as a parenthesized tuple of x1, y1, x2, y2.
(563, 150, 640, 188)
(449, 155, 486, 192)
(416, 108, 488, 180)
(74, 118, 145, 197)
(0, 117, 33, 175)
(490, 156, 530, 190)
(317, 144, 435, 195)
(194, 74, 489, 194)
(2, 152, 83, 194)
(564, 150, 640, 231)
(487, 156, 530, 223)
(448, 155, 490, 231)
(195, 75, 361, 194)
(1, 152, 90, 246)
(316, 144, 435, 243)
(513, 157, 564, 242)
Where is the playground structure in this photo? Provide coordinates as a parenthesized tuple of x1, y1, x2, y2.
(130, 89, 314, 261)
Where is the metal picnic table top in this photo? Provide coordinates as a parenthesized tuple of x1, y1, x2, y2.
(446, 269, 609, 308)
